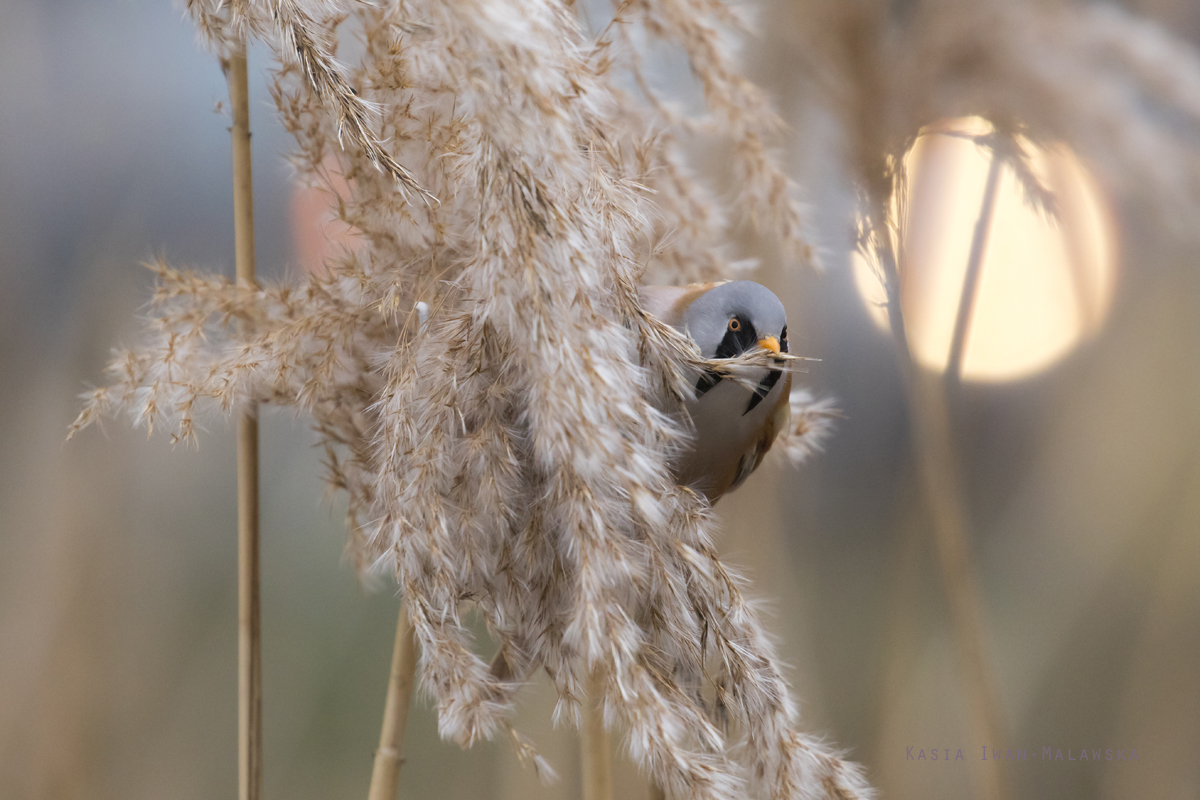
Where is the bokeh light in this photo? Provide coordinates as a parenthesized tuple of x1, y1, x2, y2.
(290, 161, 358, 274)
(853, 117, 1119, 381)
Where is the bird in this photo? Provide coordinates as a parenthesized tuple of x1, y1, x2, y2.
(640, 280, 792, 503)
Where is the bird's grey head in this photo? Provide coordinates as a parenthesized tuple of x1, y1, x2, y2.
(682, 281, 789, 359)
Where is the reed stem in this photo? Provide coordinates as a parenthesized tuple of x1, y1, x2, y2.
(875, 206, 1008, 800)
(946, 148, 1002, 382)
(367, 606, 418, 800)
(907, 372, 1008, 800)
(581, 671, 613, 800)
(228, 44, 262, 800)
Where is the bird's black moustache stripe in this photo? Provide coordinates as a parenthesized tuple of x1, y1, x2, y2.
(695, 369, 721, 397)
(695, 314, 757, 398)
(744, 368, 782, 415)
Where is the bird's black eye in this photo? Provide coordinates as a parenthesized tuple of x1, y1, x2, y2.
(728, 318, 741, 332)
(780, 325, 788, 353)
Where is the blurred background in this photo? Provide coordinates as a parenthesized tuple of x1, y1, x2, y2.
(2, 1, 1198, 799)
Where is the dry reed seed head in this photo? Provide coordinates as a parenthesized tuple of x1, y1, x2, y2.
(73, 0, 879, 797)
(775, 390, 840, 467)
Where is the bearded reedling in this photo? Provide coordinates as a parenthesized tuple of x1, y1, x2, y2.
(642, 281, 793, 502)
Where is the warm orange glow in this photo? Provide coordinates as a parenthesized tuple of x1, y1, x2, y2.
(290, 160, 359, 274)
(853, 117, 1119, 382)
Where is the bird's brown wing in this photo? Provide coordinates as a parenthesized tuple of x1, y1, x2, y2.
(638, 283, 723, 327)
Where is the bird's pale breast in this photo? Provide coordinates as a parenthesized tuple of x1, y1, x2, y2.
(675, 368, 791, 501)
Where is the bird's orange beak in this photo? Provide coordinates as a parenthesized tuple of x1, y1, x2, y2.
(757, 336, 780, 354)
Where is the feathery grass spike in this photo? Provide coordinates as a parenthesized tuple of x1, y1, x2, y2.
(73, 2, 875, 797)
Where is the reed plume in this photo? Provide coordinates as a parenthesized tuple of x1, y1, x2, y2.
(71, 0, 868, 798)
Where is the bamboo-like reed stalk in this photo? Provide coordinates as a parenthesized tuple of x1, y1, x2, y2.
(581, 671, 613, 800)
(367, 606, 419, 800)
(228, 44, 263, 800)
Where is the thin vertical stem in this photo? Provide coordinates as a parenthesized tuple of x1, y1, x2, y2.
(945, 148, 1003, 382)
(907, 373, 1008, 800)
(867, 470, 925, 773)
(367, 606, 419, 800)
(228, 44, 262, 800)
(875, 205, 1008, 800)
(581, 672, 613, 800)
